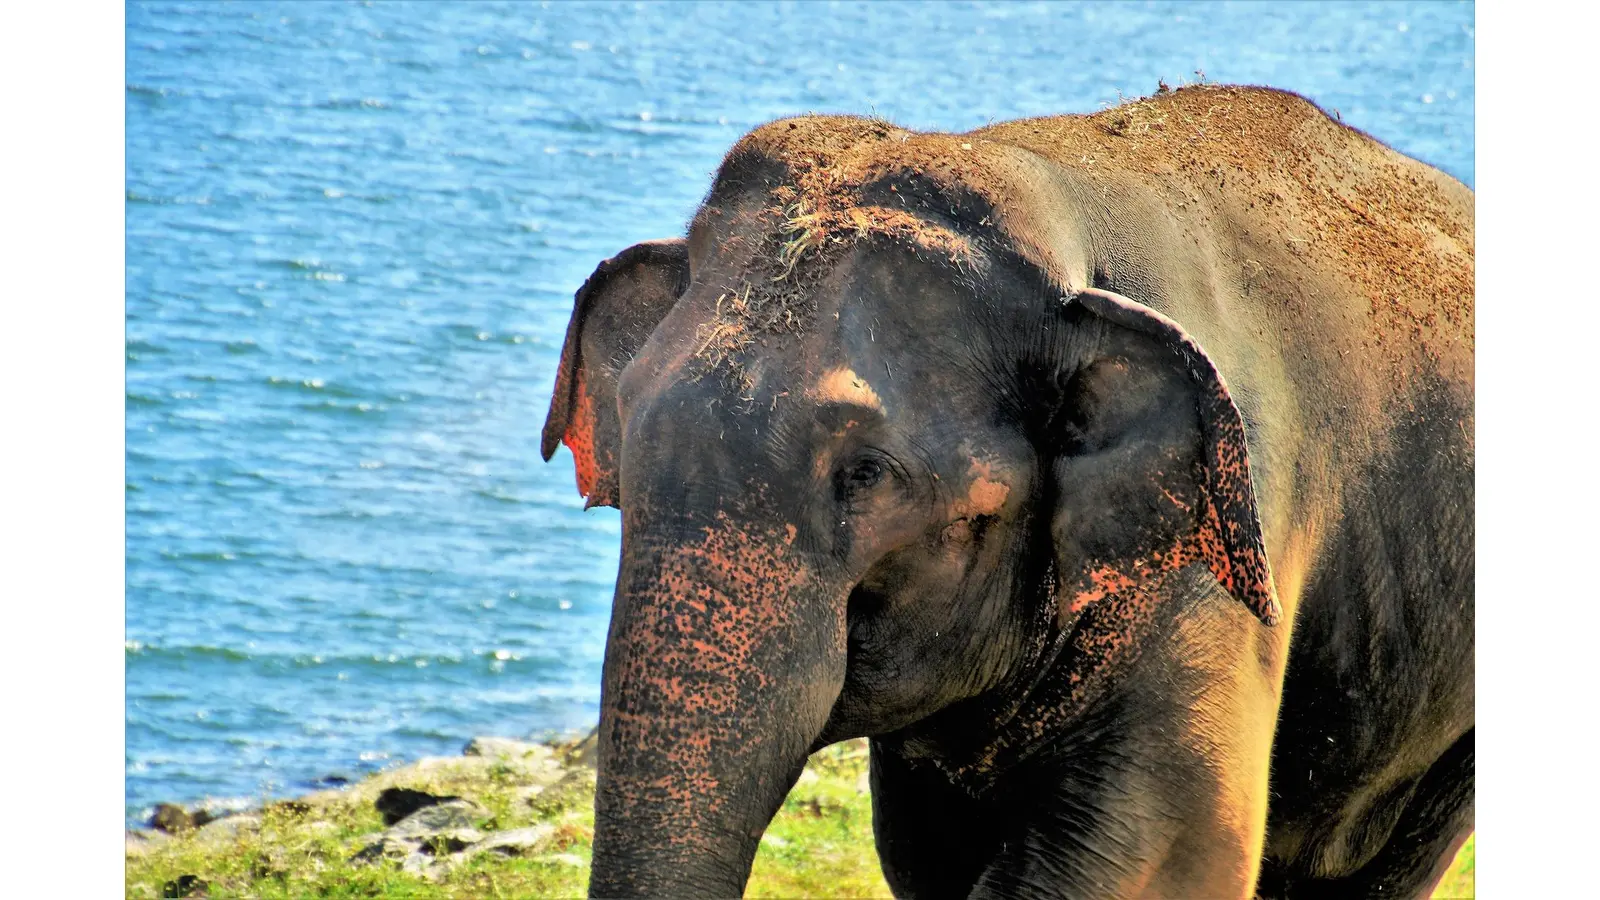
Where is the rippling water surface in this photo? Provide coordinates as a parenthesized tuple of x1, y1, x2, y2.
(126, 0, 1473, 820)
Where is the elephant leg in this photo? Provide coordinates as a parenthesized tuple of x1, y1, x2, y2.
(1272, 729, 1474, 900)
(869, 741, 1003, 900)
(1344, 728, 1474, 899)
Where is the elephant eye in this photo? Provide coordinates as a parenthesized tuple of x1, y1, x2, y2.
(837, 457, 885, 497)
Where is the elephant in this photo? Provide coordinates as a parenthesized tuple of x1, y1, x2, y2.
(541, 85, 1473, 899)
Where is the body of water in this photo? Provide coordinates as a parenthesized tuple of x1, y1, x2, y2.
(126, 0, 1473, 822)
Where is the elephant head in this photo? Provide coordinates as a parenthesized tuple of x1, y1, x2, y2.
(542, 118, 1279, 897)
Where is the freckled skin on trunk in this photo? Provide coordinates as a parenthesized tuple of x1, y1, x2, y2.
(590, 506, 848, 897)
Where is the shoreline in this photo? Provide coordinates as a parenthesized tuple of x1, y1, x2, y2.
(126, 729, 600, 860)
(125, 726, 601, 831)
(125, 733, 892, 898)
(125, 733, 1472, 898)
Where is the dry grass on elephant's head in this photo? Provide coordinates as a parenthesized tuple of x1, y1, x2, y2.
(688, 116, 1001, 375)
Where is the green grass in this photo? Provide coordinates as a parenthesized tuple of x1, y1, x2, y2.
(746, 742, 889, 898)
(126, 740, 1472, 898)
(1432, 835, 1475, 899)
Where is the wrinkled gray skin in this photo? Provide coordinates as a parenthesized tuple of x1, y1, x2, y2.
(542, 86, 1473, 899)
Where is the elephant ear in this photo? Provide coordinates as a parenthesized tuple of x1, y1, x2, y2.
(541, 239, 689, 508)
(1050, 287, 1280, 627)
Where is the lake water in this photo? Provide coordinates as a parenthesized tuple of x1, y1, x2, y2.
(125, 0, 1474, 822)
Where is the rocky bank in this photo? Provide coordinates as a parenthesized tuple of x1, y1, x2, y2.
(127, 730, 601, 896)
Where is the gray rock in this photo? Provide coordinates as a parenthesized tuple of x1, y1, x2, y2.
(150, 802, 202, 833)
(463, 736, 552, 762)
(409, 754, 499, 773)
(463, 737, 571, 789)
(410, 827, 485, 855)
(562, 727, 599, 769)
(531, 766, 597, 808)
(374, 826, 487, 882)
(465, 823, 557, 859)
(300, 751, 567, 811)
(352, 798, 489, 868)
(126, 828, 171, 857)
(355, 828, 480, 864)
(193, 811, 263, 844)
(387, 799, 484, 836)
(351, 835, 415, 864)
(375, 786, 464, 826)
(400, 850, 438, 877)
(353, 832, 409, 858)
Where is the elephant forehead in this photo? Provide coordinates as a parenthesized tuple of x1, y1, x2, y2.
(810, 366, 885, 413)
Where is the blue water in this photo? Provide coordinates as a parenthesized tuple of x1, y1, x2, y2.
(126, 0, 1473, 822)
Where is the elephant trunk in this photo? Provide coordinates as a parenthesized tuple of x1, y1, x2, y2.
(588, 514, 848, 898)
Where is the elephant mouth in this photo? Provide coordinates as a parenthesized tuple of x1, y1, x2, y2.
(820, 575, 981, 751)
(846, 578, 890, 634)
(808, 581, 890, 749)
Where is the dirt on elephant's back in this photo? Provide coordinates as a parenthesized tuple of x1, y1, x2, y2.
(710, 85, 1472, 382)
(975, 84, 1475, 376)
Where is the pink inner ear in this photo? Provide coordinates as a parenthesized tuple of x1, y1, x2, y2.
(1197, 391, 1282, 626)
(563, 375, 601, 500)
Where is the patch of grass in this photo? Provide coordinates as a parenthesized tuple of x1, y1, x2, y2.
(126, 751, 600, 899)
(126, 740, 1472, 898)
(747, 741, 890, 898)
(1432, 835, 1475, 899)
